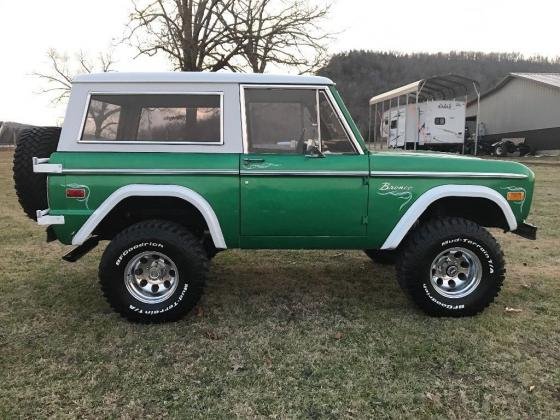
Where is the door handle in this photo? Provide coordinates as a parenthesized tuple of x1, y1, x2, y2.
(243, 158, 265, 164)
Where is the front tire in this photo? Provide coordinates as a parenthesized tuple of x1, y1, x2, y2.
(364, 249, 396, 265)
(397, 217, 505, 317)
(99, 220, 208, 323)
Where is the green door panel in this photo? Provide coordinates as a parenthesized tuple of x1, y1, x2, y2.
(240, 154, 369, 240)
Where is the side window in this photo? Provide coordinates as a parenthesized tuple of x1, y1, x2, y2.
(244, 88, 318, 153)
(435, 117, 446, 125)
(318, 91, 356, 154)
(244, 88, 357, 155)
(81, 94, 221, 143)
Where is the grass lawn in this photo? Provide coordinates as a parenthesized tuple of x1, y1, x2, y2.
(0, 149, 559, 418)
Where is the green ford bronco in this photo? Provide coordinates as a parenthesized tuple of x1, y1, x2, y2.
(13, 72, 537, 323)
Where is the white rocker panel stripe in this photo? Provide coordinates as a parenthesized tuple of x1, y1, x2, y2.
(380, 185, 518, 250)
(71, 184, 227, 249)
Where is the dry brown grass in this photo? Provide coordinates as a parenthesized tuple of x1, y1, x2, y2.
(0, 149, 559, 418)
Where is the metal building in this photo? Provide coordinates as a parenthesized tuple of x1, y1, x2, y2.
(466, 73, 560, 152)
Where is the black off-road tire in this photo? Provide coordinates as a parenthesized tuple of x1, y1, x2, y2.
(13, 126, 61, 220)
(364, 249, 396, 265)
(397, 217, 505, 317)
(99, 220, 208, 323)
(203, 235, 221, 260)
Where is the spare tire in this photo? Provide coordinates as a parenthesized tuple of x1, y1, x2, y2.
(13, 127, 61, 220)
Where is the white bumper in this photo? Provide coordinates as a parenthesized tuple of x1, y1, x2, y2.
(36, 209, 65, 226)
(32, 157, 62, 173)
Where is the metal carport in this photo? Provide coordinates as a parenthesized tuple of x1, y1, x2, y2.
(368, 74, 481, 154)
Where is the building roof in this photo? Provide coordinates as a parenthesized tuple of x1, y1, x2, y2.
(73, 72, 334, 85)
(476, 73, 560, 103)
(510, 72, 560, 89)
(369, 74, 479, 105)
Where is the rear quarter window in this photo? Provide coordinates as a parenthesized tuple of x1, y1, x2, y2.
(80, 93, 222, 143)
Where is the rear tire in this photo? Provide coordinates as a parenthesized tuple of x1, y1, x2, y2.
(99, 220, 208, 323)
(397, 217, 505, 317)
(13, 127, 61, 220)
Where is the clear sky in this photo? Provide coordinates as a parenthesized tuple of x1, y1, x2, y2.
(1, 0, 559, 125)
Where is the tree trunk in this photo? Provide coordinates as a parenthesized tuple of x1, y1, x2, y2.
(182, 0, 196, 71)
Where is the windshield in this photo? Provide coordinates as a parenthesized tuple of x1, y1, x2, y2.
(328, 86, 368, 154)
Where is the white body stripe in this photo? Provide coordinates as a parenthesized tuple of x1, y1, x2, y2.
(71, 184, 227, 249)
(63, 168, 238, 175)
(34, 164, 527, 180)
(380, 185, 517, 250)
(240, 170, 369, 177)
(370, 171, 527, 179)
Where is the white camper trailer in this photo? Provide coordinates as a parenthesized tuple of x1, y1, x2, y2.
(380, 100, 466, 149)
(369, 74, 481, 153)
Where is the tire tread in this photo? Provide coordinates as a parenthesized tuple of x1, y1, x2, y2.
(99, 219, 209, 323)
(397, 217, 505, 317)
(13, 127, 61, 220)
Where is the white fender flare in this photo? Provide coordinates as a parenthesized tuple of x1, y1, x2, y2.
(71, 184, 227, 248)
(380, 185, 517, 250)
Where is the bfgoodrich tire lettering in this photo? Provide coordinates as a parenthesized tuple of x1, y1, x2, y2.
(99, 220, 208, 323)
(397, 217, 505, 317)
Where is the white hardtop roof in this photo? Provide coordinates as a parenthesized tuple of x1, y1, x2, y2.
(73, 72, 334, 85)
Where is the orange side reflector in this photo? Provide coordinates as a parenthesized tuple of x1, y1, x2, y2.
(507, 191, 525, 201)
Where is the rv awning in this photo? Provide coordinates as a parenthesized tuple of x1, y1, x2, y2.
(369, 74, 479, 105)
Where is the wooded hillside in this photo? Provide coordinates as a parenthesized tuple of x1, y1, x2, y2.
(317, 51, 560, 136)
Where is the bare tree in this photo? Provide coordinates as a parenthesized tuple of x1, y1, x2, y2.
(33, 48, 115, 104)
(34, 49, 117, 132)
(125, 0, 333, 73)
(125, 0, 244, 71)
(233, 0, 332, 73)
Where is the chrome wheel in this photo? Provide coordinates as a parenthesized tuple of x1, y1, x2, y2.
(124, 251, 179, 304)
(430, 247, 482, 299)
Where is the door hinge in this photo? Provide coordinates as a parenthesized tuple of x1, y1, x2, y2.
(362, 177, 369, 185)
(362, 216, 369, 225)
